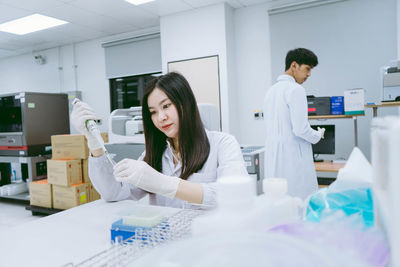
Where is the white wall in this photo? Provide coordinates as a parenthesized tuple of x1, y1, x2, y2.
(160, 3, 239, 136)
(224, 4, 240, 138)
(72, 40, 109, 132)
(0, 49, 60, 94)
(233, 3, 272, 145)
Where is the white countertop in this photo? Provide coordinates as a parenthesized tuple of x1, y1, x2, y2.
(0, 200, 174, 267)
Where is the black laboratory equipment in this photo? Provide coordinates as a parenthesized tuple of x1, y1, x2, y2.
(311, 125, 335, 162)
(0, 92, 70, 156)
(307, 96, 331, 115)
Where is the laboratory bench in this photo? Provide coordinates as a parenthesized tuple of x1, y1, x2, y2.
(0, 194, 388, 266)
(315, 160, 345, 187)
(365, 101, 400, 117)
(0, 199, 159, 267)
(314, 160, 345, 172)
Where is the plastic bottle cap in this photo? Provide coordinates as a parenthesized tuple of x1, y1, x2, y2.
(263, 178, 288, 198)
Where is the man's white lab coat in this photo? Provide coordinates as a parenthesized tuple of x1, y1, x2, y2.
(263, 74, 322, 199)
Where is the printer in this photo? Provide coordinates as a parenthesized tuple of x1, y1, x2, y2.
(382, 61, 400, 102)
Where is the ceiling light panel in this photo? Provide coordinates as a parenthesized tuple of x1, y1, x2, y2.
(0, 14, 68, 35)
(125, 0, 155, 5)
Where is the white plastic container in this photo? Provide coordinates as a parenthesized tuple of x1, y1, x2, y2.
(252, 178, 303, 231)
(7, 183, 28, 196)
(191, 175, 256, 236)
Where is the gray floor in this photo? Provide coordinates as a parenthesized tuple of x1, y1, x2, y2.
(0, 201, 43, 234)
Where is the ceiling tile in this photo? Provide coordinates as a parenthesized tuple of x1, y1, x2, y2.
(0, 3, 32, 23)
(224, 0, 244, 8)
(236, 0, 270, 6)
(0, 0, 65, 12)
(0, 48, 18, 57)
(107, 9, 159, 29)
(43, 1, 158, 29)
(0, 31, 19, 43)
(182, 0, 226, 8)
(29, 41, 66, 52)
(138, 0, 193, 16)
(69, 0, 129, 16)
(32, 23, 106, 42)
(0, 39, 33, 50)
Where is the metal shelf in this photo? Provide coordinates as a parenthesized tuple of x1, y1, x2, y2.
(0, 192, 30, 204)
(0, 155, 50, 182)
(308, 114, 364, 119)
(25, 205, 63, 216)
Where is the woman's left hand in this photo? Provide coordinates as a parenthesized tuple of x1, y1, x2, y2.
(113, 159, 181, 198)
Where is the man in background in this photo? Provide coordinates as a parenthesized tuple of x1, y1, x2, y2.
(263, 48, 325, 199)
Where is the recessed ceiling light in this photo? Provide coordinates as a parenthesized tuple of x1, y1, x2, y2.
(125, 0, 155, 5)
(0, 14, 68, 35)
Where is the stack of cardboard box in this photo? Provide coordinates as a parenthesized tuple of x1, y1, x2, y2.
(30, 134, 106, 210)
(30, 179, 52, 208)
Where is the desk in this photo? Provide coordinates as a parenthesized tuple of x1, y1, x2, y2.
(314, 161, 345, 172)
(0, 200, 178, 267)
(365, 101, 400, 117)
(315, 161, 345, 188)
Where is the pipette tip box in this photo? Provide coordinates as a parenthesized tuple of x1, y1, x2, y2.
(110, 211, 167, 243)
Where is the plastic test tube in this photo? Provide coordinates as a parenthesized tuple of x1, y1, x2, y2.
(72, 98, 116, 166)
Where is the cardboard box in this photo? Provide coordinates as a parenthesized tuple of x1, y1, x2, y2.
(47, 159, 82, 186)
(88, 182, 101, 202)
(51, 134, 89, 159)
(82, 159, 89, 183)
(344, 88, 365, 115)
(30, 179, 52, 208)
(90, 184, 101, 201)
(53, 183, 89, 210)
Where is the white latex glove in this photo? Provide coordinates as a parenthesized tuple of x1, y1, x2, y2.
(317, 127, 325, 139)
(113, 159, 181, 199)
(70, 101, 104, 151)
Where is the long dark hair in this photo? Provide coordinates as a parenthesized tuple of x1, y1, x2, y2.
(142, 72, 210, 180)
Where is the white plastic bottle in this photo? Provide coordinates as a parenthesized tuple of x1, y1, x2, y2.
(252, 178, 303, 231)
(191, 175, 257, 236)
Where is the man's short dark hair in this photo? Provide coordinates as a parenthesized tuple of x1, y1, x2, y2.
(285, 48, 318, 71)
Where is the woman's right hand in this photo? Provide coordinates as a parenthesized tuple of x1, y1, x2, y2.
(70, 100, 104, 151)
(71, 101, 96, 137)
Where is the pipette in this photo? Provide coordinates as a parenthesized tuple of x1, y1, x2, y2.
(72, 98, 116, 166)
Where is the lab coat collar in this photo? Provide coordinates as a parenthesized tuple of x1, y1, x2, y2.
(277, 74, 296, 83)
(165, 140, 182, 172)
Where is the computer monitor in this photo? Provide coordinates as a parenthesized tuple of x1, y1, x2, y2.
(310, 125, 335, 160)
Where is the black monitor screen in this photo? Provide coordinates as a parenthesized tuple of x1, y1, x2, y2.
(311, 124, 335, 154)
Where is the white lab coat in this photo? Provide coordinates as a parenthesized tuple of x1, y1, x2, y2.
(263, 74, 322, 199)
(89, 130, 248, 209)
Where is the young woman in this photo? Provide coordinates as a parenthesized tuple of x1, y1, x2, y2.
(71, 72, 248, 208)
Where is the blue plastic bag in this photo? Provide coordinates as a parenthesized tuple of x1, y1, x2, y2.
(305, 187, 374, 227)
